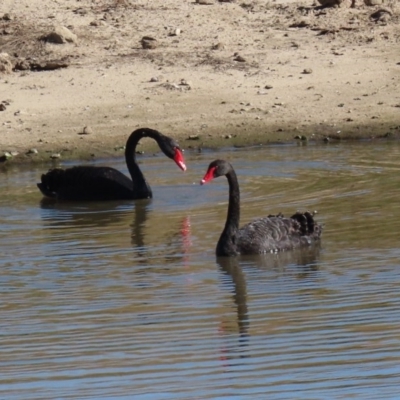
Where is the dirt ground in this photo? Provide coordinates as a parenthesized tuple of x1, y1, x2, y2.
(0, 0, 399, 164)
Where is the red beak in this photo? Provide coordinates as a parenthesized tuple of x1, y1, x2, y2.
(173, 148, 187, 171)
(200, 166, 216, 185)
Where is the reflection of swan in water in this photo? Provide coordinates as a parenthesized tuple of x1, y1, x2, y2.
(215, 246, 320, 365)
(164, 216, 192, 264)
(131, 210, 192, 265)
(217, 257, 249, 342)
(158, 215, 192, 266)
(41, 196, 191, 263)
(39, 197, 132, 229)
(41, 196, 151, 235)
(130, 199, 151, 251)
(39, 199, 136, 262)
(241, 245, 321, 279)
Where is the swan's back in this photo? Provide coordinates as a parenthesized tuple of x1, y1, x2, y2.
(236, 211, 322, 254)
(38, 166, 135, 201)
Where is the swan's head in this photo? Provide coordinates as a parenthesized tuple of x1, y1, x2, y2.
(161, 136, 187, 172)
(132, 128, 187, 171)
(201, 159, 232, 185)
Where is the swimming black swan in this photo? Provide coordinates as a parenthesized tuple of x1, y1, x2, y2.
(37, 127, 186, 201)
(201, 159, 322, 257)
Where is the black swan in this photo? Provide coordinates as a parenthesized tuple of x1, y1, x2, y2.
(200, 159, 322, 257)
(37, 127, 186, 201)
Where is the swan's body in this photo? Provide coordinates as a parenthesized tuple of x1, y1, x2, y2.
(201, 159, 322, 257)
(37, 128, 186, 201)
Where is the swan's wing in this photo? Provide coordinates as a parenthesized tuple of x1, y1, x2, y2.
(38, 166, 135, 200)
(237, 213, 321, 254)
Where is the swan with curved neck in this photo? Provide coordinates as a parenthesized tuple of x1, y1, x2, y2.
(201, 159, 322, 257)
(37, 127, 186, 201)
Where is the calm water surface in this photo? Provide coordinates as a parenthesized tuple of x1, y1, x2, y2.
(1, 142, 400, 399)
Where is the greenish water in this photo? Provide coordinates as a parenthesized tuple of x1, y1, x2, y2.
(1, 142, 400, 399)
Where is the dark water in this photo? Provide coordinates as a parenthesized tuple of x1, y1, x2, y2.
(1, 142, 400, 399)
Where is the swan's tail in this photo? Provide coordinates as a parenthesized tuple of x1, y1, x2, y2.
(37, 169, 65, 198)
(290, 211, 322, 238)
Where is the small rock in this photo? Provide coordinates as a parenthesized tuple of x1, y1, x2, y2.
(43, 26, 78, 44)
(73, 7, 88, 16)
(225, 134, 232, 139)
(290, 20, 310, 28)
(29, 60, 69, 71)
(0, 104, 6, 111)
(141, 36, 158, 49)
(80, 125, 93, 135)
(3, 26, 13, 35)
(162, 83, 181, 91)
(370, 8, 392, 22)
(0, 53, 13, 75)
(264, 85, 273, 89)
(302, 68, 313, 74)
(188, 134, 200, 140)
(27, 148, 38, 154)
(196, 0, 215, 4)
(212, 42, 224, 50)
(365, 0, 384, 5)
(234, 55, 246, 62)
(2, 13, 12, 21)
(169, 28, 181, 37)
(150, 76, 159, 82)
(317, 0, 345, 6)
(14, 59, 31, 71)
(50, 153, 61, 159)
(295, 135, 307, 141)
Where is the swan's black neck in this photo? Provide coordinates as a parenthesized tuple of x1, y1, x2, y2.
(216, 168, 241, 256)
(125, 128, 162, 198)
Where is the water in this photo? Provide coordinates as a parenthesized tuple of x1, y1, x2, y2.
(1, 142, 400, 399)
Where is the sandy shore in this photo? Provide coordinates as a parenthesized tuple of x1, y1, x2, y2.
(0, 0, 399, 164)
